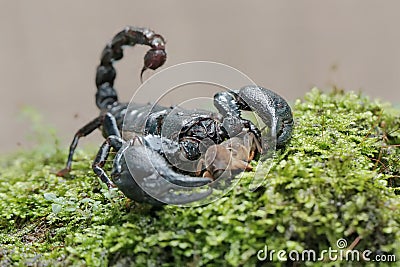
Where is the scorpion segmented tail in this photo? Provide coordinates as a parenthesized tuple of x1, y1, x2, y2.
(95, 26, 167, 110)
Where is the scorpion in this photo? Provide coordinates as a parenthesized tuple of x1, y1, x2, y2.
(57, 26, 294, 205)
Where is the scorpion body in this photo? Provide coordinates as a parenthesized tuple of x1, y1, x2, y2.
(57, 26, 294, 205)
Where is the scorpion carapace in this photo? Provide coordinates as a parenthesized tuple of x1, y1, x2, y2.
(57, 26, 294, 205)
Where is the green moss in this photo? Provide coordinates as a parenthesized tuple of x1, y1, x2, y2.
(0, 89, 399, 266)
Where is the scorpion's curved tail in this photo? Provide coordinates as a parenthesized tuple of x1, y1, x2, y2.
(95, 26, 167, 110)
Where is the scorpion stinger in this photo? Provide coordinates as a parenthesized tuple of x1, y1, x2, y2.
(96, 27, 166, 110)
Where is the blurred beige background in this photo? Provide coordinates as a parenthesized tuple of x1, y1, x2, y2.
(1, 0, 400, 153)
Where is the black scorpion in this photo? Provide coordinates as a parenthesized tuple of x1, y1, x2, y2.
(57, 26, 294, 205)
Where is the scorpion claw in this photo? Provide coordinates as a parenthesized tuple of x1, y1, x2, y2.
(237, 86, 293, 148)
(114, 143, 212, 205)
(214, 86, 293, 149)
(166, 176, 212, 187)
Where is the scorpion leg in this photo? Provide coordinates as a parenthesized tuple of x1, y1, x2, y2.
(91, 112, 124, 188)
(101, 112, 121, 138)
(57, 112, 121, 177)
(92, 135, 124, 188)
(56, 116, 103, 176)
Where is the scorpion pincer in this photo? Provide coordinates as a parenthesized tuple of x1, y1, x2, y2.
(57, 26, 294, 205)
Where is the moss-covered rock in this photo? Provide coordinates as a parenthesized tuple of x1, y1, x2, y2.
(0, 89, 399, 266)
